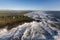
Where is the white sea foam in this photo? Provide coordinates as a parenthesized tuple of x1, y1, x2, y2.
(0, 11, 60, 40)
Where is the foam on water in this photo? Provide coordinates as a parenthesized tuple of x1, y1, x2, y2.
(0, 11, 60, 40)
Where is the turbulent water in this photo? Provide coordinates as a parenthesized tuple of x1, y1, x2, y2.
(0, 11, 60, 40)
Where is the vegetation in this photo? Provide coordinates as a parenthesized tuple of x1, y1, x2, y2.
(0, 11, 34, 30)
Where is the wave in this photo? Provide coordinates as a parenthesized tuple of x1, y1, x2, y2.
(0, 11, 60, 40)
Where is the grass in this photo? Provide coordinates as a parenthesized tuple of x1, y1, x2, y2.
(0, 11, 34, 30)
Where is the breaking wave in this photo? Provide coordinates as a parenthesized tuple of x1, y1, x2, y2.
(0, 11, 60, 40)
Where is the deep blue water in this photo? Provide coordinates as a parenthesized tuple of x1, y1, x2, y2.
(45, 11, 60, 22)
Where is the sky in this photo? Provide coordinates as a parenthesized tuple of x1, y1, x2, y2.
(0, 0, 60, 10)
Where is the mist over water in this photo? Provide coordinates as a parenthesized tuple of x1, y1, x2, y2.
(0, 11, 60, 40)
